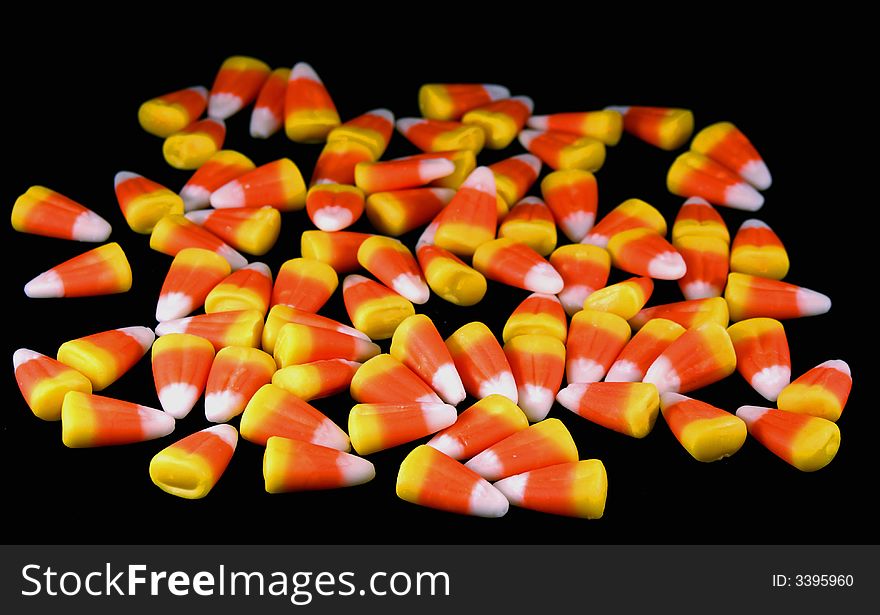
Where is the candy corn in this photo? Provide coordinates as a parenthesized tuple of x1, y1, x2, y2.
(498, 197, 557, 256)
(273, 322, 380, 367)
(659, 393, 747, 462)
(185, 206, 280, 256)
(643, 323, 736, 394)
(327, 108, 395, 159)
(61, 392, 175, 448)
(205, 262, 272, 315)
(357, 236, 429, 304)
(528, 110, 623, 145)
(446, 322, 517, 402)
(24, 242, 131, 299)
(264, 437, 375, 493)
(465, 418, 578, 481)
(365, 187, 454, 236)
(114, 171, 184, 234)
(261, 304, 370, 356)
(460, 95, 533, 149)
(14, 349, 92, 421)
(565, 310, 631, 383)
(490, 154, 542, 208)
(57, 326, 154, 391)
(208, 55, 270, 120)
(250, 67, 290, 139)
(390, 314, 466, 406)
(12, 186, 112, 242)
(629, 297, 730, 331)
(724, 273, 831, 321)
(271, 258, 338, 313)
(418, 83, 510, 121)
(354, 157, 456, 194)
(777, 360, 851, 422)
(240, 384, 349, 450)
(518, 130, 606, 171)
(350, 354, 442, 404)
(179, 150, 256, 211)
(162, 118, 225, 170)
(671, 197, 730, 244)
(504, 334, 565, 422)
(557, 381, 660, 438)
(502, 292, 568, 344)
(427, 395, 528, 460)
(431, 166, 497, 257)
(691, 121, 772, 190)
(607, 228, 687, 280)
(730, 219, 789, 280)
(272, 359, 360, 402)
(138, 85, 208, 137)
(397, 445, 509, 517)
(605, 318, 685, 383)
(673, 234, 730, 300)
(156, 248, 231, 322)
(310, 140, 374, 186)
(727, 318, 791, 401)
(149, 215, 248, 270)
(284, 62, 340, 142)
(605, 106, 693, 150)
(155, 310, 263, 352)
(210, 158, 306, 211)
(549, 244, 611, 316)
(582, 277, 654, 320)
(667, 151, 764, 211)
(349, 402, 457, 455)
(149, 424, 237, 499)
(417, 244, 487, 306)
(396, 117, 485, 154)
(540, 169, 598, 242)
(473, 238, 564, 294)
(204, 346, 276, 423)
(582, 198, 667, 248)
(495, 460, 608, 519)
(301, 230, 373, 274)
(151, 333, 214, 419)
(343, 274, 415, 340)
(736, 405, 840, 472)
(306, 184, 365, 232)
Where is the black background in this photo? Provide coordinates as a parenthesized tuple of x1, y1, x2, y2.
(2, 20, 873, 545)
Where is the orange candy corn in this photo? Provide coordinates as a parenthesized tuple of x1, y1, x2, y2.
(205, 262, 273, 315)
(365, 187, 454, 236)
(349, 402, 457, 455)
(565, 310, 631, 383)
(541, 169, 598, 242)
(629, 296, 730, 331)
(240, 384, 349, 450)
(56, 326, 154, 391)
(284, 62, 340, 143)
(397, 445, 509, 517)
(416, 243, 487, 306)
(24, 242, 131, 299)
(582, 198, 667, 248)
(431, 166, 497, 257)
(210, 158, 306, 211)
(465, 418, 578, 481)
(162, 118, 226, 170)
(736, 405, 840, 472)
(504, 334, 565, 422)
(462, 95, 533, 149)
(518, 129, 606, 171)
(114, 171, 184, 234)
(582, 276, 654, 320)
(138, 85, 208, 138)
(310, 140, 374, 186)
(273, 322, 380, 367)
(261, 304, 370, 355)
(12, 186, 112, 242)
(306, 183, 366, 232)
(354, 156, 456, 194)
(418, 83, 510, 121)
(528, 110, 623, 145)
(327, 108, 395, 160)
(447, 322, 517, 403)
(727, 318, 791, 401)
(605, 318, 685, 383)
(358, 236, 429, 304)
(391, 314, 466, 406)
(185, 206, 280, 256)
(674, 234, 730, 300)
(473, 238, 564, 294)
(179, 150, 255, 211)
(494, 459, 608, 519)
(149, 214, 248, 270)
(396, 117, 485, 154)
(204, 346, 276, 423)
(427, 395, 528, 460)
(264, 436, 375, 493)
(151, 333, 214, 419)
(490, 153, 542, 208)
(668, 151, 764, 211)
(14, 349, 92, 421)
(271, 257, 338, 313)
(350, 354, 442, 404)
(557, 382, 660, 438)
(724, 273, 831, 321)
(249, 67, 290, 139)
(730, 219, 790, 280)
(272, 359, 360, 402)
(343, 274, 415, 340)
(549, 244, 611, 316)
(659, 393, 747, 462)
(502, 292, 568, 344)
(208, 55, 270, 120)
(301, 230, 373, 274)
(498, 197, 557, 256)
(671, 197, 730, 245)
(149, 424, 237, 499)
(691, 121, 772, 190)
(155, 310, 263, 352)
(643, 323, 736, 394)
(605, 106, 694, 150)
(777, 360, 851, 422)
(61, 392, 175, 448)
(156, 248, 231, 322)
(607, 227, 687, 280)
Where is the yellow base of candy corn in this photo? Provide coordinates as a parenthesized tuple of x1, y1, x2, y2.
(352, 296, 415, 340)
(27, 372, 93, 421)
(791, 420, 841, 472)
(424, 258, 487, 306)
(463, 111, 518, 149)
(559, 139, 606, 172)
(149, 449, 217, 499)
(285, 110, 341, 143)
(163, 133, 220, 170)
(678, 416, 747, 462)
(125, 193, 185, 234)
(138, 101, 190, 138)
(777, 385, 843, 422)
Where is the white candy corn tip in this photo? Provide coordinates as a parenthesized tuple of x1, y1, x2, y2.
(514, 153, 542, 175)
(13, 348, 44, 370)
(423, 403, 459, 432)
(338, 454, 376, 486)
(741, 159, 772, 191)
(24, 270, 64, 298)
(518, 385, 554, 422)
(560, 211, 596, 242)
(158, 383, 200, 419)
(524, 262, 565, 294)
(243, 262, 272, 278)
(796, 287, 832, 316)
(605, 360, 642, 383)
(180, 186, 212, 212)
(684, 196, 712, 207)
(465, 448, 502, 480)
(556, 383, 587, 412)
(216, 245, 249, 270)
(604, 105, 630, 115)
(493, 473, 526, 505)
(336, 324, 372, 342)
(138, 406, 177, 440)
(734, 404, 771, 426)
(511, 95, 534, 113)
(367, 108, 395, 123)
(647, 252, 688, 280)
(469, 480, 509, 518)
(426, 433, 465, 459)
(751, 365, 791, 402)
(460, 166, 496, 196)
(205, 390, 244, 423)
(484, 84, 510, 102)
(518, 129, 542, 150)
(72, 211, 113, 242)
(184, 210, 214, 226)
(417, 392, 444, 404)
(739, 218, 770, 231)
(312, 206, 355, 232)
(517, 196, 544, 206)
(119, 326, 156, 352)
(114, 171, 141, 188)
(416, 220, 439, 250)
(428, 187, 457, 203)
(208, 93, 244, 120)
(250, 107, 281, 139)
(642, 356, 681, 394)
(155, 318, 189, 337)
(567, 358, 607, 384)
(156, 292, 194, 323)
(558, 285, 593, 316)
(343, 274, 370, 292)
(817, 359, 850, 377)
(527, 115, 550, 130)
(431, 363, 467, 406)
(395, 117, 427, 134)
(659, 391, 690, 409)
(391, 273, 431, 305)
(682, 281, 722, 300)
(205, 423, 239, 450)
(477, 371, 518, 404)
(315, 418, 351, 452)
(580, 233, 609, 248)
(188, 85, 209, 99)
(290, 62, 322, 83)
(724, 182, 765, 211)
(417, 159, 456, 183)
(210, 180, 246, 209)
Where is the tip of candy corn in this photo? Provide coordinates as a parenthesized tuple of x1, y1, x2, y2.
(114, 170, 141, 188)
(391, 273, 431, 305)
(13, 348, 43, 369)
(796, 287, 832, 316)
(484, 84, 511, 101)
(206, 423, 239, 449)
(510, 95, 535, 113)
(369, 108, 395, 122)
(818, 359, 850, 377)
(470, 480, 511, 518)
(120, 326, 156, 352)
(659, 391, 689, 408)
(395, 117, 425, 133)
(24, 270, 64, 298)
(432, 363, 467, 406)
(523, 262, 565, 295)
(204, 390, 243, 423)
(682, 280, 723, 300)
(290, 61, 322, 83)
(734, 404, 769, 426)
(519, 385, 555, 421)
(341, 454, 377, 486)
(460, 166, 496, 195)
(604, 359, 642, 383)
(725, 182, 765, 211)
(72, 211, 113, 242)
(751, 365, 792, 402)
(648, 251, 688, 280)
(426, 432, 465, 459)
(158, 382, 201, 419)
(210, 181, 246, 209)
(741, 159, 772, 191)
(527, 115, 550, 130)
(208, 93, 243, 120)
(250, 107, 280, 139)
(312, 205, 356, 232)
(156, 292, 194, 323)
(517, 129, 541, 150)
(641, 355, 680, 394)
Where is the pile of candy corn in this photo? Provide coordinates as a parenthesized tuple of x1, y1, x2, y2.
(12, 56, 852, 520)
